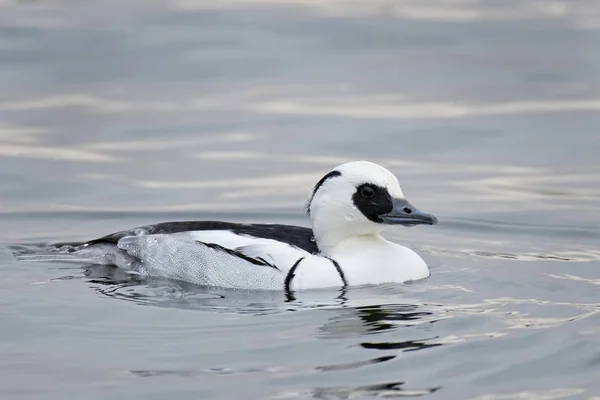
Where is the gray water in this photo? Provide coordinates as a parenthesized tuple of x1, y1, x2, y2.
(2, 0, 600, 399)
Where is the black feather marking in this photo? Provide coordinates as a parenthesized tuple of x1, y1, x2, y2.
(306, 170, 342, 215)
(199, 241, 279, 269)
(84, 221, 319, 254)
(327, 257, 348, 286)
(284, 257, 305, 294)
(351, 184, 393, 223)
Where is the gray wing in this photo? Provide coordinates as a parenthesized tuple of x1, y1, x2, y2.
(116, 234, 303, 290)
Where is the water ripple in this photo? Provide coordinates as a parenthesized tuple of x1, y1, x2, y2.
(279, 381, 441, 399)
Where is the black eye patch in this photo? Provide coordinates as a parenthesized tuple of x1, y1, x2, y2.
(352, 184, 393, 223)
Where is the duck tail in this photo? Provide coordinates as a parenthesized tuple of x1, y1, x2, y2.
(14, 240, 136, 267)
(15, 252, 96, 263)
(13, 242, 97, 263)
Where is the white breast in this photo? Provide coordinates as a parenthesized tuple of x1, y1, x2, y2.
(327, 236, 430, 285)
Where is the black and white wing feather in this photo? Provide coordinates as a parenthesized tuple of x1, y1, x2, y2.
(116, 233, 311, 290)
(87, 221, 319, 253)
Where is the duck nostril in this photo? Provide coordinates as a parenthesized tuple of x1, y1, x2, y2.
(403, 207, 412, 214)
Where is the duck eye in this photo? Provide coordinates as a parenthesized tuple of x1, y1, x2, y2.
(360, 186, 375, 198)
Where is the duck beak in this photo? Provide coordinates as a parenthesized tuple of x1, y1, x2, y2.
(380, 198, 438, 226)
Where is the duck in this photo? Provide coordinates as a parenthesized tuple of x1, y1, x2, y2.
(16, 161, 438, 292)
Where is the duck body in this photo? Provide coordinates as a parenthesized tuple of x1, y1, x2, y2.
(16, 161, 437, 292)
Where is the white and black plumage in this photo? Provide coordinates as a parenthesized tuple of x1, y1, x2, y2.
(17, 161, 438, 291)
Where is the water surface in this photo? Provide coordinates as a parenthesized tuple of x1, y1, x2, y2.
(1, 0, 600, 399)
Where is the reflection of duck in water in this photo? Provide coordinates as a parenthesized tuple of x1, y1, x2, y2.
(319, 304, 443, 352)
(16, 161, 437, 292)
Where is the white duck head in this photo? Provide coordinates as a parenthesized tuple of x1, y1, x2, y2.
(305, 161, 437, 254)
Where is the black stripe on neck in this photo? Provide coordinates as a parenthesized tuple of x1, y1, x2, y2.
(284, 257, 305, 294)
(306, 170, 342, 215)
(327, 257, 348, 287)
